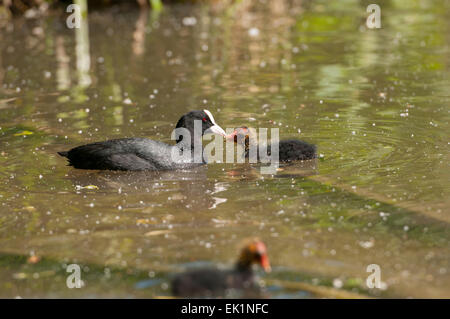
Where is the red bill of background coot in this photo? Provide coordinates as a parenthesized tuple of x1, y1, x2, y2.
(58, 110, 226, 171)
(171, 239, 271, 298)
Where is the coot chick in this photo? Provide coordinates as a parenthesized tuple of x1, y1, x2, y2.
(171, 239, 271, 298)
(58, 110, 226, 171)
(227, 126, 316, 162)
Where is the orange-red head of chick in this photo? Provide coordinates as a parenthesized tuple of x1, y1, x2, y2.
(226, 126, 251, 148)
(236, 239, 271, 272)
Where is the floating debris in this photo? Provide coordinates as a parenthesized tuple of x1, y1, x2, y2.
(359, 240, 375, 249)
(182, 17, 197, 26)
(14, 130, 33, 136)
(13, 273, 27, 280)
(136, 219, 157, 225)
(144, 230, 171, 237)
(75, 185, 99, 190)
(27, 255, 41, 264)
(248, 27, 260, 37)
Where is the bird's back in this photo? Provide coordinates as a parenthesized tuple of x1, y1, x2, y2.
(59, 138, 188, 170)
(171, 267, 255, 297)
(277, 139, 317, 161)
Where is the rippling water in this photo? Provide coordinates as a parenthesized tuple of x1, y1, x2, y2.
(0, 1, 449, 298)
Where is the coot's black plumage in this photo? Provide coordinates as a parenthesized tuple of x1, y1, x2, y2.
(171, 239, 271, 298)
(228, 126, 316, 162)
(58, 110, 226, 171)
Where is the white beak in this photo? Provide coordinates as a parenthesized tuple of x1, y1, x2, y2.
(205, 124, 227, 137)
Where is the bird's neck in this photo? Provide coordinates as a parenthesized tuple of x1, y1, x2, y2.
(242, 139, 265, 160)
(235, 259, 253, 273)
(174, 125, 206, 164)
(175, 126, 202, 151)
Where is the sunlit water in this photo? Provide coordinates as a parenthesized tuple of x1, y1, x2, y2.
(0, 1, 449, 298)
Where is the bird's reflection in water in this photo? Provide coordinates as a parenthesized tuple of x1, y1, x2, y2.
(225, 159, 318, 181)
(64, 166, 226, 211)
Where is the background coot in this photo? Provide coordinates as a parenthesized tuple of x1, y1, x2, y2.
(58, 110, 226, 171)
(171, 239, 271, 298)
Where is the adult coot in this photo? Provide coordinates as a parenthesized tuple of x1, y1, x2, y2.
(58, 110, 226, 171)
(227, 126, 316, 162)
(171, 239, 271, 298)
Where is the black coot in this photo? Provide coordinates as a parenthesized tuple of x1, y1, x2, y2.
(58, 110, 226, 171)
(227, 126, 316, 162)
(171, 239, 271, 298)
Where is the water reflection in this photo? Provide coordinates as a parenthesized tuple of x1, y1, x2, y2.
(75, 0, 91, 87)
(65, 167, 223, 211)
(55, 36, 71, 90)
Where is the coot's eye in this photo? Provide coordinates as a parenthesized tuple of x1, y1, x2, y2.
(202, 117, 207, 122)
